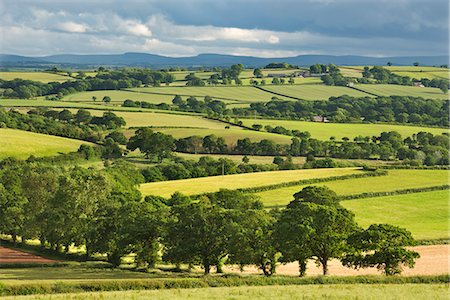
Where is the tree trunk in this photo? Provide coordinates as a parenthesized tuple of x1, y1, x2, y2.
(216, 262, 224, 273)
(21, 236, 26, 245)
(12, 233, 17, 244)
(322, 258, 328, 276)
(298, 259, 307, 277)
(204, 263, 211, 275)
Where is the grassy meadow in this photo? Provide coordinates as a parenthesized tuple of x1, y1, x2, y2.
(260, 84, 372, 100)
(0, 128, 89, 159)
(355, 84, 448, 99)
(254, 169, 450, 207)
(342, 190, 450, 240)
(0, 72, 71, 83)
(62, 90, 178, 104)
(3, 284, 448, 300)
(241, 119, 449, 140)
(139, 167, 361, 197)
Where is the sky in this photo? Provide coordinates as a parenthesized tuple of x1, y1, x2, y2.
(0, 0, 448, 57)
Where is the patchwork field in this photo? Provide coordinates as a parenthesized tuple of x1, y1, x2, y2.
(241, 119, 449, 140)
(260, 84, 372, 100)
(0, 71, 71, 83)
(0, 128, 90, 159)
(155, 127, 294, 145)
(129, 86, 289, 102)
(140, 167, 361, 197)
(255, 169, 449, 207)
(62, 90, 178, 104)
(355, 84, 448, 100)
(176, 152, 307, 165)
(342, 190, 450, 240)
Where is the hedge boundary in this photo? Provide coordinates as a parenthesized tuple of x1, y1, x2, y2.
(0, 274, 448, 296)
(340, 185, 450, 201)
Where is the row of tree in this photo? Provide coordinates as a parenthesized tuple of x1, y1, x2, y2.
(0, 159, 419, 276)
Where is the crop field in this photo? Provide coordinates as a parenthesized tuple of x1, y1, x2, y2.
(260, 84, 372, 100)
(254, 169, 449, 207)
(0, 128, 89, 159)
(129, 86, 290, 102)
(0, 71, 71, 83)
(354, 84, 448, 100)
(339, 67, 363, 78)
(4, 284, 447, 300)
(342, 190, 450, 240)
(139, 167, 361, 197)
(155, 127, 294, 145)
(62, 90, 178, 104)
(241, 119, 449, 140)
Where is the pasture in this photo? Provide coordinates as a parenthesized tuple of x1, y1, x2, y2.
(354, 84, 448, 100)
(3, 284, 447, 300)
(255, 169, 450, 207)
(139, 167, 361, 197)
(0, 128, 89, 159)
(176, 153, 307, 165)
(155, 127, 294, 145)
(342, 190, 450, 240)
(260, 84, 372, 100)
(0, 72, 71, 83)
(62, 90, 178, 104)
(241, 119, 449, 140)
(128, 86, 289, 102)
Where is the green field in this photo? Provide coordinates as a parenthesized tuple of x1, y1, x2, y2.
(260, 84, 372, 100)
(0, 72, 71, 83)
(355, 84, 448, 99)
(255, 169, 449, 207)
(155, 127, 294, 145)
(129, 86, 289, 102)
(4, 284, 447, 300)
(392, 71, 449, 81)
(241, 119, 449, 140)
(139, 167, 360, 197)
(176, 152, 307, 165)
(62, 90, 179, 104)
(342, 190, 450, 240)
(0, 128, 89, 159)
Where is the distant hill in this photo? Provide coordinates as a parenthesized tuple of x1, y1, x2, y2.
(0, 52, 448, 68)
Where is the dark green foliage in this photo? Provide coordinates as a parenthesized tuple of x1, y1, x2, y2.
(127, 128, 175, 162)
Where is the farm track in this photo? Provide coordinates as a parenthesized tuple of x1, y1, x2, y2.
(0, 246, 56, 264)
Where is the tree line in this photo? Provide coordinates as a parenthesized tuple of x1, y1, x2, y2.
(0, 159, 419, 276)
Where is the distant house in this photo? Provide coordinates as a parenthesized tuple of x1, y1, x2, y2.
(301, 70, 326, 78)
(268, 73, 287, 78)
(347, 82, 354, 87)
(413, 82, 425, 87)
(312, 116, 329, 122)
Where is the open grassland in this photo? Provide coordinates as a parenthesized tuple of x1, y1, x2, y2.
(255, 169, 449, 207)
(339, 67, 363, 78)
(241, 119, 449, 140)
(4, 284, 448, 300)
(342, 190, 450, 240)
(261, 84, 372, 100)
(0, 72, 71, 83)
(355, 84, 448, 99)
(62, 90, 178, 104)
(0, 128, 89, 159)
(154, 127, 294, 145)
(393, 71, 449, 80)
(129, 86, 289, 102)
(140, 168, 360, 197)
(176, 152, 307, 165)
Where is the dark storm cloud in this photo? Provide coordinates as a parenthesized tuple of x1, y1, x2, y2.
(0, 0, 448, 56)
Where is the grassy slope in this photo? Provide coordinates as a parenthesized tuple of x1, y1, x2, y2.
(175, 152, 307, 165)
(129, 86, 290, 102)
(4, 284, 448, 300)
(241, 119, 449, 140)
(0, 128, 89, 159)
(261, 84, 372, 100)
(63, 90, 178, 104)
(255, 169, 449, 207)
(0, 72, 71, 83)
(139, 167, 361, 197)
(342, 190, 450, 240)
(355, 84, 448, 100)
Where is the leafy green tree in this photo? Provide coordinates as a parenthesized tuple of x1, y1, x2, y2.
(75, 109, 92, 124)
(105, 131, 127, 144)
(102, 96, 111, 104)
(253, 68, 263, 78)
(342, 224, 420, 275)
(127, 128, 175, 162)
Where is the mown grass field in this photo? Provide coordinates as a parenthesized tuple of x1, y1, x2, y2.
(155, 127, 294, 145)
(3, 284, 448, 300)
(62, 90, 178, 104)
(0, 128, 89, 159)
(393, 71, 449, 80)
(260, 84, 372, 100)
(255, 169, 449, 207)
(0, 72, 71, 83)
(129, 86, 290, 102)
(139, 167, 361, 197)
(355, 84, 448, 99)
(241, 119, 449, 140)
(342, 190, 450, 240)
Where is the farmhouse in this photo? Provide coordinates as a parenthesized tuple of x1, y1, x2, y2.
(312, 115, 330, 122)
